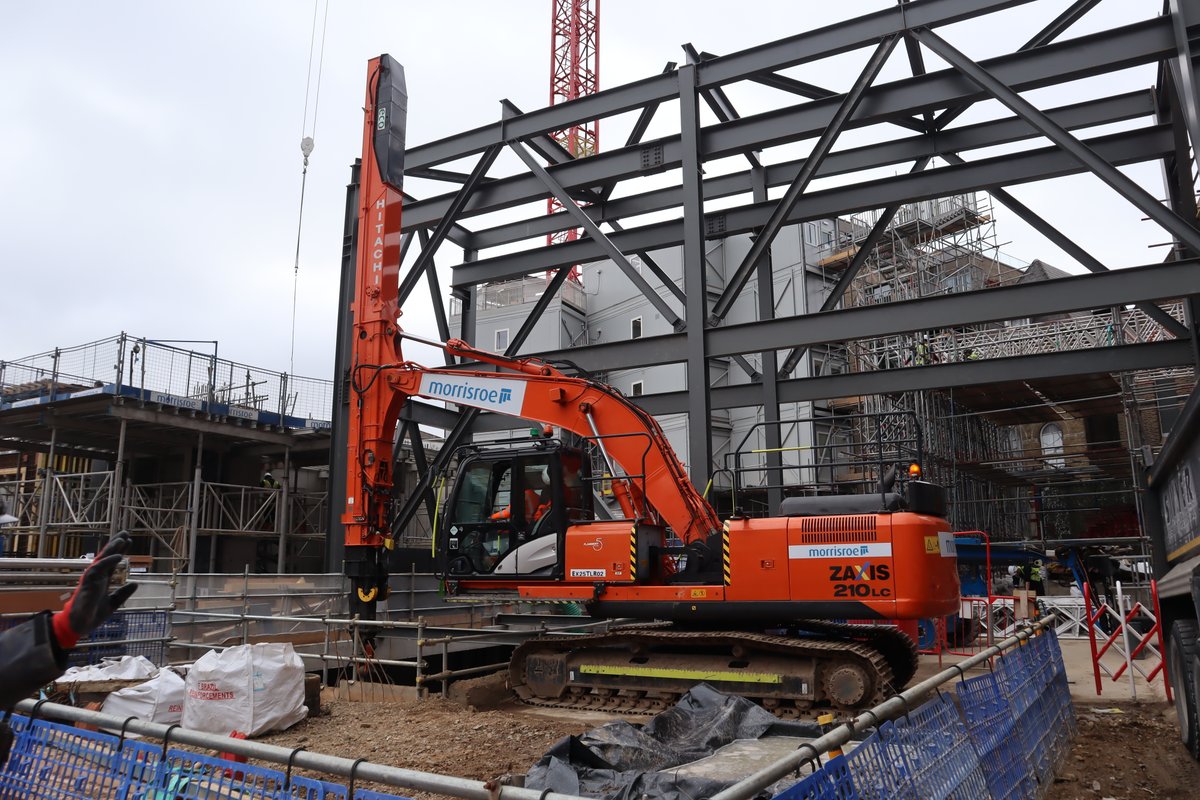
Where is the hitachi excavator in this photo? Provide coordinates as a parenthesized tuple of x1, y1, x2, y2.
(341, 55, 960, 717)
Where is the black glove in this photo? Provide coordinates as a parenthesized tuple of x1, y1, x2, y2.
(51, 531, 139, 649)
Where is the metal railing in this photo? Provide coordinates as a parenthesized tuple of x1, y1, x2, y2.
(8, 699, 587, 800)
(710, 615, 1061, 800)
(0, 332, 333, 425)
(848, 301, 1185, 371)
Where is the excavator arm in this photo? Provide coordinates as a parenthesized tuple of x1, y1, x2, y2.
(342, 54, 407, 607)
(362, 333, 722, 546)
(342, 54, 719, 612)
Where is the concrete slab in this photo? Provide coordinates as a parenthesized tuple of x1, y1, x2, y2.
(672, 736, 861, 783)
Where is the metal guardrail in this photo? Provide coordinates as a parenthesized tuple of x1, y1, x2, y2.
(711, 614, 1060, 800)
(8, 699, 588, 800)
(0, 333, 333, 424)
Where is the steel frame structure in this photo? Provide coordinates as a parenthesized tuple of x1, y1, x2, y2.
(327, 0, 1200, 557)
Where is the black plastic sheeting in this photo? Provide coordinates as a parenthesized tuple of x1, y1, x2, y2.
(525, 685, 824, 800)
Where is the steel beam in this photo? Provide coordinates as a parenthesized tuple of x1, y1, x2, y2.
(940, 154, 1189, 338)
(517, 259, 1200, 373)
(777, 155, 933, 377)
(712, 35, 899, 323)
(405, 17, 1172, 231)
(404, 0, 1035, 170)
(397, 144, 500, 305)
(499, 100, 577, 167)
(464, 91, 1152, 250)
(399, 419, 436, 522)
(106, 405, 294, 446)
(454, 125, 1173, 284)
(507, 139, 684, 329)
(934, 0, 1103, 129)
(594, 219, 688, 305)
(635, 340, 1196, 415)
(624, 63, 677, 148)
(914, 27, 1200, 256)
(433, 339, 1196, 427)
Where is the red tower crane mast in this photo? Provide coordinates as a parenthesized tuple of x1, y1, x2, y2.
(547, 0, 599, 282)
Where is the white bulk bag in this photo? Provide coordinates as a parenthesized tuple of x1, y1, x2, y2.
(101, 668, 186, 731)
(59, 655, 159, 683)
(181, 643, 307, 736)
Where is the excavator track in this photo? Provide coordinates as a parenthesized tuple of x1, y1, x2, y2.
(509, 624, 909, 719)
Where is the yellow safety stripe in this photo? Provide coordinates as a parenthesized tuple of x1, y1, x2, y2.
(629, 525, 638, 581)
(579, 664, 783, 684)
(722, 522, 731, 586)
(1168, 535, 1200, 563)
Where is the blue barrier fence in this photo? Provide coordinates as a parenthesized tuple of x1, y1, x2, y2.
(0, 609, 170, 668)
(0, 714, 412, 800)
(774, 629, 1075, 800)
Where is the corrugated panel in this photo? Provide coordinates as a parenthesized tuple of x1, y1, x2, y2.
(799, 515, 877, 543)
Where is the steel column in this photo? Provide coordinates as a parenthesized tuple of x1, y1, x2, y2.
(108, 418, 127, 538)
(35, 425, 56, 558)
(326, 162, 360, 571)
(187, 432, 203, 574)
(679, 63, 713, 487)
(1168, 0, 1200, 172)
(712, 34, 899, 323)
(750, 163, 783, 511)
(276, 446, 291, 573)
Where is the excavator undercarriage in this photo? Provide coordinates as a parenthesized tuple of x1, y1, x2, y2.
(509, 621, 918, 718)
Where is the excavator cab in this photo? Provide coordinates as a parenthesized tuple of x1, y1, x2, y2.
(438, 442, 591, 580)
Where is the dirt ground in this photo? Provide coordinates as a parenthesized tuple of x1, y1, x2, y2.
(251, 673, 1200, 800)
(258, 680, 597, 800)
(1047, 701, 1200, 800)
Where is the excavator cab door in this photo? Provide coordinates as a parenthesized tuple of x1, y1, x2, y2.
(438, 444, 590, 580)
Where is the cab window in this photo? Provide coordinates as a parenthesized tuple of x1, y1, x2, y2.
(451, 460, 511, 523)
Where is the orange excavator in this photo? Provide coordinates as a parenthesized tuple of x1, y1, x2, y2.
(342, 55, 960, 716)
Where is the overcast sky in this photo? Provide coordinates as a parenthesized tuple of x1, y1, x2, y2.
(0, 1, 1170, 380)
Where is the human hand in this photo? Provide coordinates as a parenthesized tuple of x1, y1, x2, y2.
(51, 531, 139, 650)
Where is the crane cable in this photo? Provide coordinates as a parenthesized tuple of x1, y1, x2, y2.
(289, 0, 330, 378)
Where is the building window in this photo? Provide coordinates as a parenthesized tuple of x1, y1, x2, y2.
(631, 317, 642, 339)
(631, 381, 644, 397)
(1040, 423, 1065, 468)
(495, 328, 509, 351)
